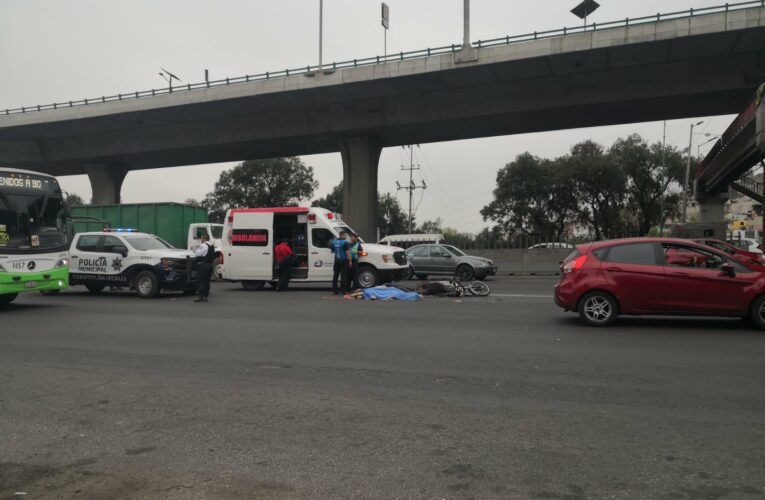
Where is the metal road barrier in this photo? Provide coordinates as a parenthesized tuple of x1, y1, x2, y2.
(2, 0, 764, 116)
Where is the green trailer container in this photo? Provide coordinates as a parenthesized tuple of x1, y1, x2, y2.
(70, 203, 208, 249)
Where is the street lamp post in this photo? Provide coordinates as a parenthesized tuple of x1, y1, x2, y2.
(463, 0, 470, 49)
(571, 0, 601, 31)
(381, 3, 390, 59)
(158, 68, 181, 93)
(682, 120, 704, 222)
(319, 0, 323, 69)
(693, 134, 720, 201)
(697, 134, 720, 159)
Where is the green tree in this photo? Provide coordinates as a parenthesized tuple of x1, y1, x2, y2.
(610, 134, 685, 235)
(568, 141, 629, 239)
(377, 193, 408, 237)
(203, 158, 318, 222)
(442, 227, 477, 248)
(312, 182, 408, 238)
(417, 218, 444, 234)
(475, 226, 504, 247)
(480, 153, 577, 239)
(312, 183, 343, 213)
(64, 193, 86, 209)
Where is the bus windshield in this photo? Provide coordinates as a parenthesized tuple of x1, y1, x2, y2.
(0, 191, 68, 251)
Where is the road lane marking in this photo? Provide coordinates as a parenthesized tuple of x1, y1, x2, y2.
(491, 294, 554, 298)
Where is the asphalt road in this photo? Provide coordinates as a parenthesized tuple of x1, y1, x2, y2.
(1, 277, 764, 499)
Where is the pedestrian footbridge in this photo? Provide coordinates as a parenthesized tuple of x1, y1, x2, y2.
(695, 84, 765, 219)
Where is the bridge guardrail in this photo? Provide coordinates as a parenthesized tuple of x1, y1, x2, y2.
(2, 0, 764, 117)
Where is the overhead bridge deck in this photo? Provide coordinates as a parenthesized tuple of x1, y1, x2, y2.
(696, 84, 765, 194)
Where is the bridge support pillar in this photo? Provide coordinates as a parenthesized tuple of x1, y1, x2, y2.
(85, 164, 128, 205)
(696, 192, 729, 224)
(340, 137, 382, 242)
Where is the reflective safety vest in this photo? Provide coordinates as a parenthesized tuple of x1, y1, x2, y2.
(350, 242, 362, 261)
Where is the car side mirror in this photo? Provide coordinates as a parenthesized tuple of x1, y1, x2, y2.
(721, 263, 735, 277)
(114, 246, 128, 257)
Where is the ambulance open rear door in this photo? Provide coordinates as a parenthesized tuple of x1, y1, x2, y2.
(226, 210, 274, 280)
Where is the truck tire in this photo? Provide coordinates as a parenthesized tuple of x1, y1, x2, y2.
(213, 258, 223, 281)
(0, 293, 18, 305)
(242, 280, 266, 291)
(356, 266, 380, 289)
(135, 271, 161, 298)
(86, 285, 105, 294)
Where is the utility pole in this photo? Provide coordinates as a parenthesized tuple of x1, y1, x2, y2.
(660, 120, 667, 235)
(396, 145, 427, 234)
(683, 120, 704, 222)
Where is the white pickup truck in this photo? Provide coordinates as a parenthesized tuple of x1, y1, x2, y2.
(187, 223, 224, 277)
(219, 207, 409, 289)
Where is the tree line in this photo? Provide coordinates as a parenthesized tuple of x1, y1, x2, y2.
(481, 134, 688, 241)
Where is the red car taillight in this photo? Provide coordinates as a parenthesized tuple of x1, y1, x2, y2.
(563, 254, 588, 273)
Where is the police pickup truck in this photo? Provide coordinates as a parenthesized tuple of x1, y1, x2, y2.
(68, 229, 198, 298)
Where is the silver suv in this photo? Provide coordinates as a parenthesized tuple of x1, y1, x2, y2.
(405, 244, 497, 280)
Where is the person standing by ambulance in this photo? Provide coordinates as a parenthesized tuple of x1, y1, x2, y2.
(330, 231, 352, 295)
(194, 234, 215, 302)
(348, 233, 364, 290)
(274, 238, 295, 291)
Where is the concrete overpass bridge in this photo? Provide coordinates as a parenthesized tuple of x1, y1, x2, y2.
(1, 1, 765, 240)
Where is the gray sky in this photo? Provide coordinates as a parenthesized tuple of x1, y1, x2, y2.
(0, 0, 736, 232)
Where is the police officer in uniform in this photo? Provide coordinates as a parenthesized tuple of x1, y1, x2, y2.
(194, 234, 215, 302)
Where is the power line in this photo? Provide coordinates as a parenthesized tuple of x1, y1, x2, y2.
(396, 145, 427, 234)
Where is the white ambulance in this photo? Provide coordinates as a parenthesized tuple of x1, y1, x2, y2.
(220, 207, 409, 289)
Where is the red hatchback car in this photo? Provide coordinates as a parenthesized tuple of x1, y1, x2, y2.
(555, 238, 765, 329)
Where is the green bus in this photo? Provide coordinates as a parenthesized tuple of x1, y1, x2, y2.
(0, 168, 70, 304)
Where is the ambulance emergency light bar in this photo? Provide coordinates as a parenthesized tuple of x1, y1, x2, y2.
(103, 228, 138, 233)
(308, 212, 341, 223)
